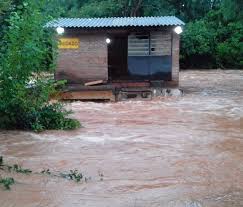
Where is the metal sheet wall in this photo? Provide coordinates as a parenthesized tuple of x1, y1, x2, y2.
(127, 30, 172, 80)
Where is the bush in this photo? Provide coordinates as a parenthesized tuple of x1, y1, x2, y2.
(0, 1, 80, 132)
(29, 103, 81, 132)
(0, 78, 81, 132)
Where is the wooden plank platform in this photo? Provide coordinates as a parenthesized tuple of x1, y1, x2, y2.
(60, 90, 116, 101)
(53, 81, 177, 101)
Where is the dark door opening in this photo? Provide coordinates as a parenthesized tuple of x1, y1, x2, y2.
(108, 35, 128, 81)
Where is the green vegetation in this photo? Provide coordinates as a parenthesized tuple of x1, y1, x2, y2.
(0, 157, 15, 190)
(0, 156, 32, 174)
(8, 164, 32, 174)
(60, 170, 84, 182)
(181, 4, 243, 68)
(0, 177, 15, 190)
(0, 0, 80, 131)
(0, 156, 98, 190)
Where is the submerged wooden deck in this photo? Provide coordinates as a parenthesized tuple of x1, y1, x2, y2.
(57, 80, 179, 101)
(61, 90, 116, 101)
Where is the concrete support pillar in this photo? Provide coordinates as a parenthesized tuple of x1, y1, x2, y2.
(171, 32, 180, 85)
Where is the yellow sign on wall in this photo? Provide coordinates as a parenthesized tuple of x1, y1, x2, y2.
(58, 38, 80, 49)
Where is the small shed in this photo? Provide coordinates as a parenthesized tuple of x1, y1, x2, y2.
(47, 16, 185, 101)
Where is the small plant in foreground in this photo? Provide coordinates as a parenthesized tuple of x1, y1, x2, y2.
(98, 171, 104, 181)
(41, 169, 51, 175)
(60, 170, 83, 182)
(12, 164, 32, 174)
(0, 156, 97, 191)
(0, 156, 3, 166)
(0, 177, 15, 190)
(0, 157, 32, 174)
(29, 103, 81, 132)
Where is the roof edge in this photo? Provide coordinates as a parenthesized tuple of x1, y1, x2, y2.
(46, 16, 185, 28)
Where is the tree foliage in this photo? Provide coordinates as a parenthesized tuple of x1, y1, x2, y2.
(181, 5, 243, 68)
(35, 0, 242, 69)
(221, 0, 243, 21)
(181, 20, 216, 68)
(0, 0, 80, 131)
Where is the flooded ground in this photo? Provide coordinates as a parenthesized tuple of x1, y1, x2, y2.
(0, 70, 243, 207)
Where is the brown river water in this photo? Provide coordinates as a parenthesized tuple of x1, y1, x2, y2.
(0, 70, 243, 207)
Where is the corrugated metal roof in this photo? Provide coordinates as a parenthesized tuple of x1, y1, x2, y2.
(46, 16, 185, 28)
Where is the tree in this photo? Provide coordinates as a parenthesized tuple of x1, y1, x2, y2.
(0, 0, 11, 14)
(221, 0, 243, 21)
(181, 19, 216, 68)
(0, 0, 80, 131)
(216, 21, 243, 68)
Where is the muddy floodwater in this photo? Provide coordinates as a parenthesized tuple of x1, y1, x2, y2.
(0, 70, 243, 207)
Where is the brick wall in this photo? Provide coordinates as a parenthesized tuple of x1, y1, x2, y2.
(56, 33, 108, 84)
(171, 32, 180, 84)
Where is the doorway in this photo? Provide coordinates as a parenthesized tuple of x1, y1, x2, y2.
(108, 34, 128, 80)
